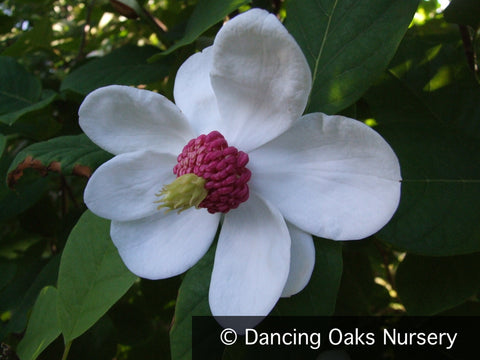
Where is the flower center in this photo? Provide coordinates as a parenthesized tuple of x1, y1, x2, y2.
(156, 131, 251, 214)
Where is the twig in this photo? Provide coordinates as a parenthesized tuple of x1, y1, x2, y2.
(74, 0, 97, 64)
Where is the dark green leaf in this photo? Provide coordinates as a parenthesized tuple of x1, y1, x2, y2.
(7, 134, 112, 187)
(0, 255, 60, 339)
(57, 210, 137, 342)
(444, 0, 480, 28)
(16, 286, 61, 360)
(60, 45, 169, 95)
(285, 0, 419, 114)
(377, 123, 480, 255)
(0, 134, 5, 157)
(170, 245, 214, 360)
(0, 260, 17, 293)
(0, 14, 16, 34)
(159, 0, 250, 56)
(9, 110, 62, 141)
(0, 90, 57, 126)
(272, 237, 343, 316)
(334, 242, 390, 315)
(0, 57, 40, 115)
(0, 143, 48, 221)
(67, 316, 118, 360)
(0, 57, 55, 126)
(396, 253, 480, 315)
(366, 26, 480, 255)
(0, 175, 48, 223)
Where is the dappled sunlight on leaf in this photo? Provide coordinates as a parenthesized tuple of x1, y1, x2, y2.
(423, 65, 455, 91)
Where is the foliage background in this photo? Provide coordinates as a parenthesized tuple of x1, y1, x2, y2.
(0, 0, 479, 359)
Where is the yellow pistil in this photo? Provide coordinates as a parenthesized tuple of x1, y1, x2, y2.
(155, 173, 208, 214)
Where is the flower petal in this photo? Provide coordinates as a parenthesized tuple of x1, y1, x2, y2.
(209, 193, 290, 316)
(111, 209, 220, 279)
(173, 47, 221, 135)
(210, 9, 312, 152)
(84, 150, 177, 222)
(281, 224, 315, 298)
(249, 113, 401, 240)
(79, 85, 194, 155)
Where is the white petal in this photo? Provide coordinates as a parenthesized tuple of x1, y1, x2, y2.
(281, 224, 315, 297)
(79, 85, 194, 155)
(209, 193, 290, 317)
(210, 9, 312, 152)
(84, 151, 177, 222)
(111, 209, 221, 279)
(173, 47, 221, 134)
(249, 113, 401, 240)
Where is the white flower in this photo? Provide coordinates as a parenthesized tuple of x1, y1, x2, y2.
(79, 9, 401, 318)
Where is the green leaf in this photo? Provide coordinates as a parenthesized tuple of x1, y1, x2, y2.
(7, 134, 112, 187)
(396, 253, 480, 315)
(0, 90, 57, 126)
(57, 210, 137, 343)
(444, 0, 480, 28)
(285, 0, 419, 114)
(158, 0, 250, 56)
(0, 57, 55, 126)
(170, 245, 214, 360)
(60, 45, 169, 95)
(0, 57, 40, 114)
(16, 286, 61, 360)
(0, 104, 62, 141)
(377, 124, 480, 255)
(272, 237, 343, 316)
(365, 26, 480, 255)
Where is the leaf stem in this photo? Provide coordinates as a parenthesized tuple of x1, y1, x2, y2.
(61, 341, 72, 360)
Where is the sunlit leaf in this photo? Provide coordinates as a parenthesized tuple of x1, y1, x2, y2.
(285, 0, 419, 114)
(57, 210, 137, 343)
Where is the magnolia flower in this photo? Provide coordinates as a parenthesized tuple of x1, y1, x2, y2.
(79, 9, 401, 318)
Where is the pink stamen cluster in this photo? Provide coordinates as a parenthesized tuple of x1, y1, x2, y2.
(173, 131, 251, 214)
